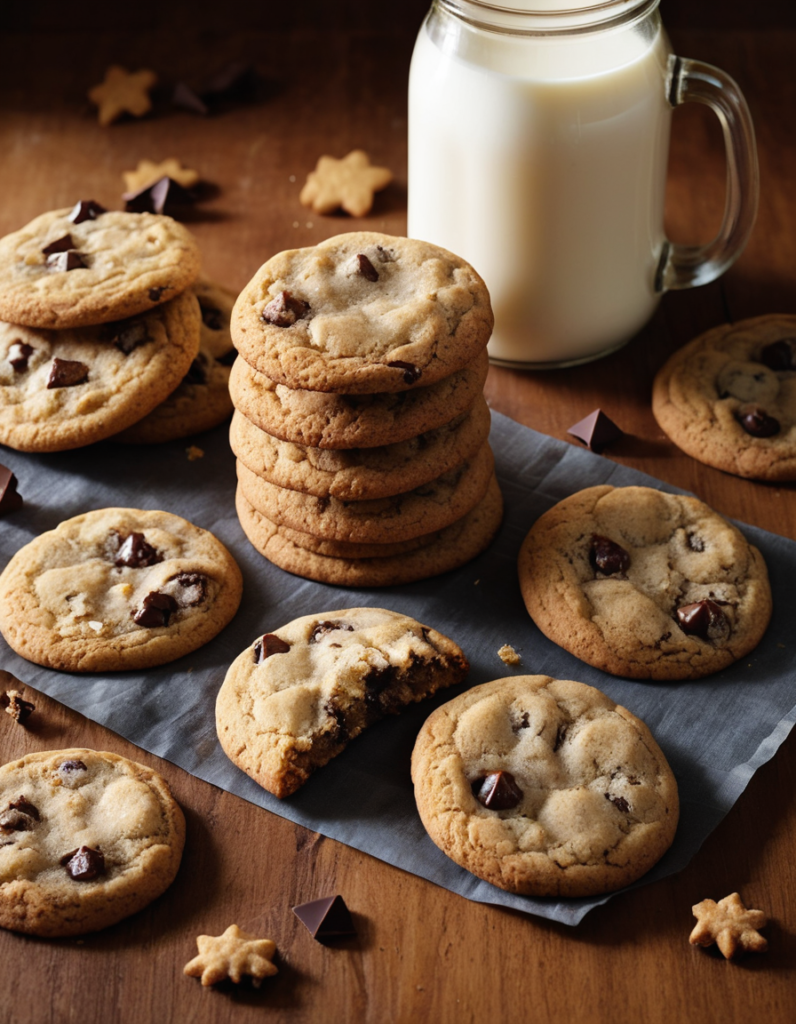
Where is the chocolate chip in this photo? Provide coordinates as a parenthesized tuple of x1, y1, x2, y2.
(310, 621, 355, 643)
(172, 81, 209, 115)
(46, 358, 88, 389)
(46, 250, 86, 272)
(736, 404, 780, 437)
(293, 895, 356, 941)
(8, 797, 39, 820)
(356, 253, 379, 281)
(590, 534, 630, 575)
(58, 759, 87, 774)
(148, 286, 164, 302)
(387, 361, 422, 385)
(61, 846, 105, 881)
(567, 408, 623, 453)
(1, 688, 34, 721)
(605, 793, 630, 814)
(41, 233, 75, 256)
(133, 591, 178, 628)
(261, 291, 311, 327)
(760, 338, 796, 371)
(473, 771, 523, 810)
(323, 700, 348, 742)
(199, 303, 224, 330)
(8, 340, 33, 373)
(68, 200, 106, 224)
(676, 599, 731, 642)
(170, 572, 207, 606)
(253, 634, 291, 663)
(0, 465, 23, 516)
(124, 176, 195, 217)
(687, 533, 705, 552)
(183, 355, 207, 386)
(108, 319, 150, 354)
(215, 348, 236, 367)
(114, 531, 162, 568)
(0, 801, 39, 832)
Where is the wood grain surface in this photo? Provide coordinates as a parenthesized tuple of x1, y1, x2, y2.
(1, 4, 795, 1022)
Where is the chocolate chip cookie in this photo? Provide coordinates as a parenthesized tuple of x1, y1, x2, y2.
(231, 232, 493, 394)
(0, 205, 201, 329)
(411, 675, 679, 898)
(517, 485, 772, 680)
(0, 748, 185, 936)
(652, 315, 796, 480)
(0, 290, 201, 452)
(216, 607, 469, 797)
(0, 508, 243, 672)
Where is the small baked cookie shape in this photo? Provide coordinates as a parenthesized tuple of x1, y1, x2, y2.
(300, 150, 392, 217)
(216, 607, 469, 798)
(689, 892, 768, 959)
(411, 676, 679, 898)
(517, 485, 772, 681)
(0, 748, 185, 936)
(0, 508, 243, 672)
(184, 924, 278, 987)
(652, 314, 796, 480)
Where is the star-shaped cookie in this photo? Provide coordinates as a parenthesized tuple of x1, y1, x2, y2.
(689, 892, 768, 959)
(123, 159, 200, 193)
(299, 149, 392, 217)
(88, 66, 157, 127)
(183, 924, 278, 986)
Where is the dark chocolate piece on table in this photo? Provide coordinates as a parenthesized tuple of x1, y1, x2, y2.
(293, 895, 356, 941)
(0, 464, 23, 515)
(567, 408, 623, 453)
(172, 81, 209, 115)
(123, 176, 195, 217)
(1, 688, 35, 724)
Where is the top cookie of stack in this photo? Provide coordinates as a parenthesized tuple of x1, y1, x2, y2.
(229, 231, 503, 586)
(0, 201, 204, 451)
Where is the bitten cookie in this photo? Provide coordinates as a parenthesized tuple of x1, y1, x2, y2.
(518, 485, 772, 680)
(228, 348, 489, 449)
(114, 279, 236, 444)
(0, 290, 201, 452)
(411, 675, 679, 898)
(652, 315, 796, 480)
(0, 205, 201, 329)
(231, 232, 493, 394)
(0, 748, 185, 936)
(0, 508, 243, 672)
(216, 607, 469, 797)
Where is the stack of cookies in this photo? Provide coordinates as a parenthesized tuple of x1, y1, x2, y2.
(228, 232, 503, 586)
(0, 201, 236, 451)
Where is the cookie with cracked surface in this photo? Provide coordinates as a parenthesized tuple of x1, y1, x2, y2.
(235, 473, 503, 586)
(114, 279, 236, 444)
(229, 395, 491, 501)
(216, 607, 469, 797)
(228, 347, 489, 449)
(0, 291, 201, 452)
(518, 485, 771, 681)
(0, 206, 201, 329)
(652, 315, 796, 480)
(411, 675, 679, 898)
(236, 442, 494, 544)
(231, 232, 493, 394)
(0, 508, 243, 672)
(0, 748, 185, 936)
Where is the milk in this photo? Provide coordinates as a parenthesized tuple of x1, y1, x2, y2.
(408, 12, 672, 365)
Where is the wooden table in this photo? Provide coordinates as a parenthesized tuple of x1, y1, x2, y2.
(1, 3, 795, 1021)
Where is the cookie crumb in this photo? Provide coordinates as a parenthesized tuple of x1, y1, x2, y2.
(186, 446, 204, 461)
(1, 688, 35, 724)
(497, 644, 521, 666)
(689, 893, 768, 959)
(184, 924, 278, 987)
(299, 150, 392, 217)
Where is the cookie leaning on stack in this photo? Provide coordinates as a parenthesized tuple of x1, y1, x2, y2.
(228, 232, 503, 585)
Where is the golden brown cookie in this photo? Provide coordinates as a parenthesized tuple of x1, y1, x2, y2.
(689, 893, 768, 959)
(88, 66, 157, 126)
(299, 150, 392, 217)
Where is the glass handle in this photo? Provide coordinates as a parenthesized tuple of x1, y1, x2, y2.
(656, 55, 759, 292)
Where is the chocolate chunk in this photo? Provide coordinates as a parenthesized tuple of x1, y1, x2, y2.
(676, 599, 731, 642)
(0, 465, 23, 516)
(109, 319, 150, 354)
(760, 338, 796, 371)
(687, 533, 705, 552)
(171, 572, 207, 606)
(148, 286, 164, 302)
(8, 797, 39, 820)
(215, 348, 236, 366)
(590, 534, 630, 575)
(553, 724, 567, 752)
(46, 249, 86, 272)
(0, 798, 40, 832)
(310, 621, 355, 643)
(567, 408, 624, 453)
(605, 793, 630, 814)
(46, 358, 89, 388)
(323, 700, 348, 742)
(293, 895, 356, 942)
(387, 361, 422, 385)
(183, 355, 207, 386)
(1, 688, 34, 722)
(199, 303, 224, 330)
(736, 404, 780, 438)
(41, 233, 75, 256)
(8, 340, 34, 373)
(61, 846, 105, 881)
(68, 200, 106, 224)
(58, 759, 87, 774)
(172, 81, 209, 115)
(253, 633, 291, 663)
(356, 253, 379, 281)
(114, 531, 162, 568)
(261, 291, 311, 327)
(124, 176, 195, 217)
(133, 591, 178, 628)
(474, 770, 524, 810)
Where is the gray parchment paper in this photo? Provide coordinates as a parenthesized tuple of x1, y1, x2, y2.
(1, 411, 795, 926)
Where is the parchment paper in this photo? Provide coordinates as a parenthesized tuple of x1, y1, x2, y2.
(1, 410, 794, 926)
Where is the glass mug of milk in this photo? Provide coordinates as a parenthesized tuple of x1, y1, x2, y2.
(408, 0, 759, 367)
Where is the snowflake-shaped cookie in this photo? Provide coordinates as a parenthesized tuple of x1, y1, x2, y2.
(689, 892, 768, 959)
(123, 159, 200, 193)
(88, 66, 157, 127)
(299, 150, 392, 217)
(183, 924, 278, 986)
